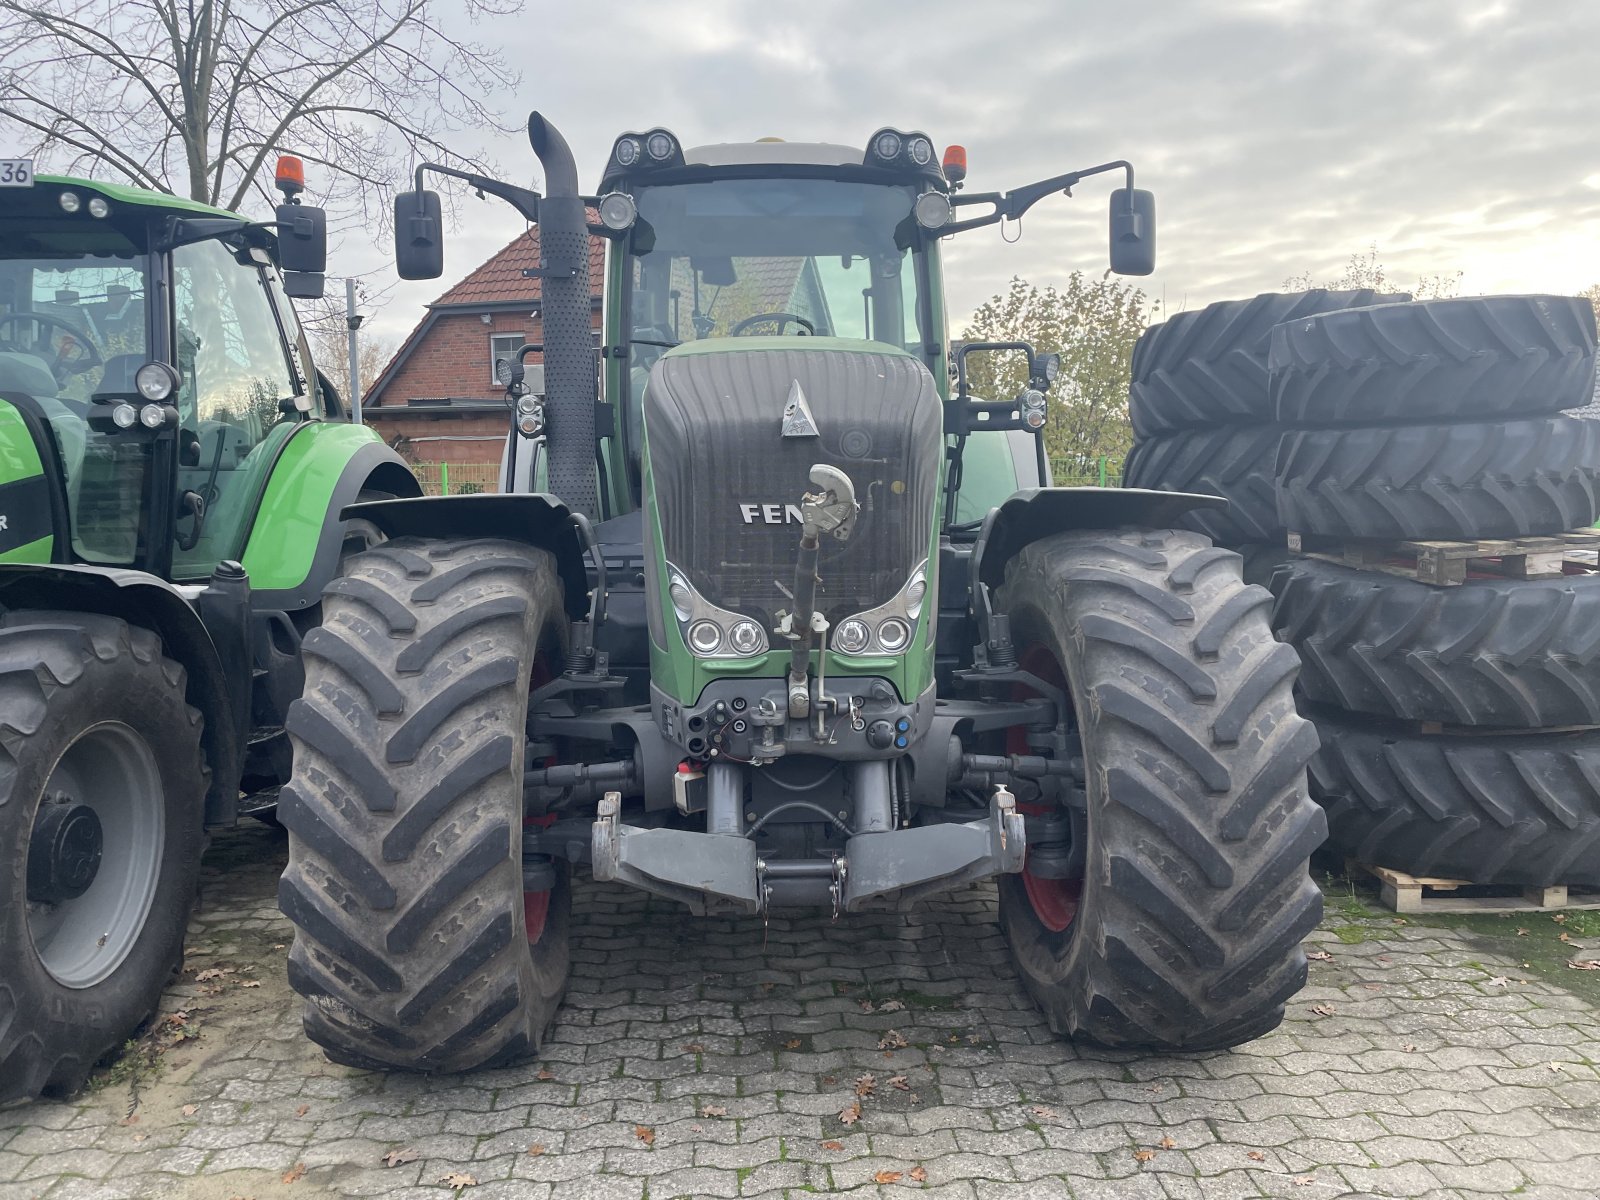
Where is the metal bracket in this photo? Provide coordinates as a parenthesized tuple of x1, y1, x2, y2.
(591, 792, 761, 915)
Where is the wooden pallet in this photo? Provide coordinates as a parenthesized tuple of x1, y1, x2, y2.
(1346, 860, 1600, 915)
(1287, 529, 1600, 586)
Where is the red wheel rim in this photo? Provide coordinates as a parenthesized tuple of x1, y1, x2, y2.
(523, 887, 550, 944)
(1011, 642, 1082, 935)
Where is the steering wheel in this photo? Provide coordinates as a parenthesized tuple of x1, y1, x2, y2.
(730, 312, 816, 337)
(0, 313, 103, 380)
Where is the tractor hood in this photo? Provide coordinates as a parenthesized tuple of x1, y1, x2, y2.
(642, 337, 942, 641)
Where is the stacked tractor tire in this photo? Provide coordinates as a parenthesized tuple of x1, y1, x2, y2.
(1128, 291, 1600, 888)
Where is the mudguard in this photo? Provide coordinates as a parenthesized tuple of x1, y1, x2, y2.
(341, 493, 592, 619)
(0, 564, 241, 828)
(972, 486, 1227, 591)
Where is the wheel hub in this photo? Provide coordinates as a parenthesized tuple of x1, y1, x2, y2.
(28, 798, 104, 904)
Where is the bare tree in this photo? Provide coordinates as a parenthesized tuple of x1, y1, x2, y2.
(0, 0, 518, 221)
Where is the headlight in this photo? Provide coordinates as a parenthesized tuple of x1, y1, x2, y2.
(598, 192, 637, 231)
(914, 192, 951, 231)
(877, 618, 911, 653)
(110, 403, 137, 429)
(688, 620, 723, 655)
(873, 131, 903, 160)
(515, 404, 544, 437)
(134, 361, 178, 401)
(1021, 389, 1047, 430)
(58, 191, 80, 213)
(834, 618, 871, 655)
(907, 136, 934, 166)
(645, 131, 676, 161)
(614, 137, 641, 168)
(138, 403, 167, 429)
(668, 572, 693, 622)
(728, 619, 765, 656)
(904, 567, 927, 619)
(87, 197, 110, 218)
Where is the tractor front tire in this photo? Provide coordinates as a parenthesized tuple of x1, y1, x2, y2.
(0, 613, 206, 1103)
(280, 537, 570, 1072)
(995, 529, 1324, 1051)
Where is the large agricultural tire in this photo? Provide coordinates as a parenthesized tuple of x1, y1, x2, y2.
(280, 537, 572, 1072)
(1123, 427, 1283, 547)
(1309, 710, 1600, 886)
(1272, 557, 1600, 728)
(0, 613, 206, 1103)
(1128, 289, 1408, 437)
(1271, 294, 1598, 426)
(1276, 416, 1600, 541)
(994, 529, 1325, 1052)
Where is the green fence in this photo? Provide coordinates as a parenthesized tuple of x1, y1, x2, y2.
(1050, 455, 1125, 488)
(411, 462, 501, 496)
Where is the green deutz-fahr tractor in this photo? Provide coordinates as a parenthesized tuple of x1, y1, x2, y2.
(279, 115, 1324, 1071)
(0, 163, 420, 1101)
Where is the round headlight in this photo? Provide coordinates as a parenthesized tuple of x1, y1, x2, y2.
(668, 575, 693, 621)
(110, 403, 138, 429)
(688, 620, 723, 655)
(728, 619, 764, 656)
(1021, 389, 1047, 430)
(516, 394, 540, 416)
(598, 192, 637, 231)
(138, 403, 167, 429)
(87, 197, 110, 218)
(914, 191, 951, 231)
(58, 191, 81, 213)
(645, 131, 675, 161)
(835, 618, 871, 655)
(877, 617, 911, 653)
(516, 411, 543, 437)
(614, 137, 642, 168)
(907, 136, 934, 166)
(134, 361, 177, 401)
(873, 131, 903, 160)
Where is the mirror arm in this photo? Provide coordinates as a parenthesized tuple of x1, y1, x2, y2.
(413, 162, 543, 224)
(940, 160, 1136, 237)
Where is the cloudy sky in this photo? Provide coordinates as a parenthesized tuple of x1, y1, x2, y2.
(349, 0, 1599, 344)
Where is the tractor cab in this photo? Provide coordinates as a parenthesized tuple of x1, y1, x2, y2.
(0, 173, 332, 579)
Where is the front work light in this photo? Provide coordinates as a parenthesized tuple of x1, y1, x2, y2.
(87, 197, 110, 218)
(613, 137, 642, 168)
(138, 403, 168, 429)
(58, 191, 80, 213)
(110, 403, 137, 429)
(914, 191, 951, 230)
(873, 131, 903, 160)
(135, 361, 178, 401)
(598, 192, 638, 231)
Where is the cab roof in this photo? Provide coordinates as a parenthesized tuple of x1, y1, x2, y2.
(35, 174, 246, 221)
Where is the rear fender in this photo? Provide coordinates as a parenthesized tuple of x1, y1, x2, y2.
(972, 486, 1227, 593)
(0, 564, 241, 828)
(341, 493, 591, 619)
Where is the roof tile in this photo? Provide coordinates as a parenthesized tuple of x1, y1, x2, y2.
(429, 220, 605, 308)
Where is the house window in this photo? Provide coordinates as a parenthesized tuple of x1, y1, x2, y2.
(490, 332, 524, 383)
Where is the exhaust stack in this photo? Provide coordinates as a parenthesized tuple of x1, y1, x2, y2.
(527, 112, 597, 518)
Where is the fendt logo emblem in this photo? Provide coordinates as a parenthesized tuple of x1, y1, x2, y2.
(741, 503, 805, 525)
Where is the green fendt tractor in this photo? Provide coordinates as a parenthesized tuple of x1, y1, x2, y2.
(280, 115, 1324, 1072)
(0, 163, 420, 1101)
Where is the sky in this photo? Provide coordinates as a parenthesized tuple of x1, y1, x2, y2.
(344, 0, 1600, 346)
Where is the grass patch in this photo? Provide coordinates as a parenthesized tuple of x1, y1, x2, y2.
(1332, 925, 1370, 945)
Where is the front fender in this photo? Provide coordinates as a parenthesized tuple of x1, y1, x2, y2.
(0, 564, 241, 827)
(973, 486, 1227, 591)
(342, 493, 591, 619)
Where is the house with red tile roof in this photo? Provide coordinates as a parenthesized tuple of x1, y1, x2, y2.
(362, 226, 606, 466)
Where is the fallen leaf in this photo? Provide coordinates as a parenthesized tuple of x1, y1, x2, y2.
(272, 943, 286, 949)
(1030, 1105, 1058, 1121)
(240, 980, 262, 989)
(381, 1148, 419, 1167)
(1554, 913, 1568, 924)
(783, 1038, 802, 1050)
(1292, 1176, 1315, 1187)
(634, 1125, 655, 1146)
(821, 1140, 845, 1151)
(908, 1166, 928, 1182)
(527, 1144, 546, 1157)
(1569, 959, 1600, 970)
(1309, 1004, 1335, 1017)
(1306, 950, 1333, 962)
(879, 999, 905, 1013)
(195, 968, 226, 981)
(1516, 928, 1530, 937)
(874, 1170, 903, 1184)
(1392, 917, 1407, 925)
(119, 1115, 140, 1126)
(181, 1104, 197, 1117)
(682, 1042, 705, 1053)
(537, 1068, 555, 1081)
(1133, 1148, 1156, 1163)
(689, 1124, 703, 1133)
(1549, 1061, 1566, 1072)
(438, 1173, 477, 1190)
(947, 1034, 959, 1044)
(966, 1033, 981, 1044)
(1247, 1150, 1267, 1162)
(1362, 983, 1382, 991)
(854, 1073, 877, 1097)
(759, 982, 775, 992)
(701, 1104, 728, 1118)
(132, 1133, 147, 1143)
(908, 1093, 921, 1104)
(282, 1163, 306, 1184)
(879, 1030, 908, 1050)
(859, 999, 876, 1013)
(1402, 1043, 1417, 1052)
(822, 1075, 837, 1085)
(838, 1100, 862, 1125)
(295, 1104, 310, 1118)
(888, 1075, 911, 1091)
(1486, 976, 1511, 988)
(1159, 1136, 1176, 1150)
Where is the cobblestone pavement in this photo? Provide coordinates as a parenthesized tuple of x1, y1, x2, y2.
(3, 823, 1600, 1200)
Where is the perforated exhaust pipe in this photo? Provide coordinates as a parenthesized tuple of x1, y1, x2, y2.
(527, 112, 597, 518)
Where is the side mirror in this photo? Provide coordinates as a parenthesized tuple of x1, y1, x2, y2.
(1108, 187, 1156, 277)
(394, 190, 444, 280)
(274, 202, 327, 273)
(282, 271, 325, 299)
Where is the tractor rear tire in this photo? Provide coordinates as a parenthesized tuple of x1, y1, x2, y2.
(1122, 427, 1283, 547)
(1276, 416, 1600, 541)
(280, 537, 571, 1072)
(1309, 710, 1600, 887)
(1128, 289, 1408, 437)
(1271, 556, 1600, 728)
(994, 529, 1325, 1051)
(1270, 294, 1598, 426)
(0, 613, 206, 1103)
